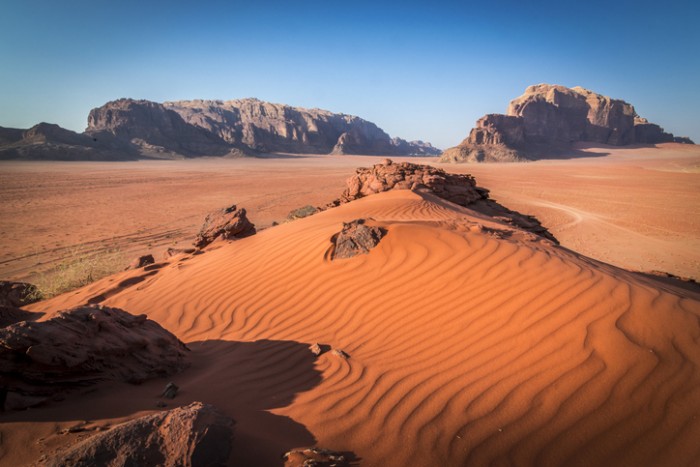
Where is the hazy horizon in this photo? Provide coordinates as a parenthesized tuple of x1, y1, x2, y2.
(1, 0, 698, 149)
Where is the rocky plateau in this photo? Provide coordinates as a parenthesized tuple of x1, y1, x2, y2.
(440, 84, 695, 162)
(0, 99, 440, 160)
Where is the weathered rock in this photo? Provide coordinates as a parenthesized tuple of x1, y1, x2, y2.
(331, 349, 350, 359)
(40, 402, 234, 467)
(0, 306, 40, 327)
(332, 220, 385, 260)
(390, 137, 441, 156)
(309, 343, 323, 356)
(441, 84, 694, 163)
(161, 382, 179, 399)
(0, 305, 188, 409)
(86, 99, 239, 158)
(673, 136, 695, 144)
(0, 281, 40, 307)
(127, 254, 155, 270)
(194, 205, 256, 248)
(327, 159, 488, 207)
(284, 447, 349, 467)
(324, 160, 556, 243)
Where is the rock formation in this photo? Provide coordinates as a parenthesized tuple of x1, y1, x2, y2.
(86, 99, 242, 159)
(327, 159, 488, 208)
(126, 254, 155, 270)
(0, 306, 40, 328)
(2, 98, 440, 159)
(441, 84, 695, 162)
(194, 204, 256, 248)
(40, 402, 234, 467)
(0, 305, 188, 410)
(87, 98, 441, 157)
(332, 219, 385, 260)
(323, 159, 556, 242)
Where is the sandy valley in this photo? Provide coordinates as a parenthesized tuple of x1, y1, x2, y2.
(0, 148, 698, 465)
(1, 143, 698, 284)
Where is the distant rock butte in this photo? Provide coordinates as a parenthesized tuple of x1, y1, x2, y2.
(440, 84, 695, 162)
(0, 122, 134, 161)
(84, 98, 440, 158)
(1, 99, 440, 160)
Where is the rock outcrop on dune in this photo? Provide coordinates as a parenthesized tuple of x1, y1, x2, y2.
(441, 84, 695, 162)
(328, 159, 488, 207)
(194, 204, 256, 248)
(0, 123, 134, 161)
(41, 402, 234, 467)
(323, 159, 556, 241)
(0, 305, 188, 410)
(331, 219, 386, 260)
(0, 306, 39, 328)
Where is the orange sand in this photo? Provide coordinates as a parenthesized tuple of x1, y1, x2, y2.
(1, 186, 698, 466)
(0, 143, 698, 285)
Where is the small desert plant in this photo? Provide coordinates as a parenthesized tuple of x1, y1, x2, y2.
(287, 205, 318, 221)
(29, 247, 125, 300)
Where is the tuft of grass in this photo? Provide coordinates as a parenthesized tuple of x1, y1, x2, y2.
(286, 205, 318, 221)
(29, 247, 125, 300)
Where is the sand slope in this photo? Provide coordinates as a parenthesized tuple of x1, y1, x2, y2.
(10, 188, 699, 466)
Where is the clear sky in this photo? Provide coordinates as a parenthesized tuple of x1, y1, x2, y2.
(1, 0, 698, 149)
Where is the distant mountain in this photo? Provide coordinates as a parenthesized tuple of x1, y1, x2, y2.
(0, 99, 440, 160)
(86, 98, 441, 157)
(0, 122, 134, 161)
(440, 84, 694, 163)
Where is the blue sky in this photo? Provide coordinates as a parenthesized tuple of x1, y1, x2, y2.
(1, 0, 698, 148)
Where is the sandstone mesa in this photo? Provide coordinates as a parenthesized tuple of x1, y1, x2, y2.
(0, 99, 440, 160)
(440, 84, 695, 162)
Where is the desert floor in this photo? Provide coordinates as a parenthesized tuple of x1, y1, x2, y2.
(1, 143, 700, 466)
(0, 143, 698, 283)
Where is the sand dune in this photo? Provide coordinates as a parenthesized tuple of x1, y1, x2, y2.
(8, 188, 699, 466)
(1, 144, 698, 286)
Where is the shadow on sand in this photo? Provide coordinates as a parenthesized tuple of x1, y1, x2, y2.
(0, 338, 357, 466)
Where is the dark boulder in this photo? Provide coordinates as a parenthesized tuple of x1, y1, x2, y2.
(194, 205, 256, 248)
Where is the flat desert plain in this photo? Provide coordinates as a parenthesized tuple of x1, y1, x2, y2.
(0, 143, 698, 283)
(1, 143, 700, 467)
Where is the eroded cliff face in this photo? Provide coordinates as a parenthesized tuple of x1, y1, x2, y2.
(441, 84, 693, 163)
(86, 98, 440, 157)
(86, 99, 240, 158)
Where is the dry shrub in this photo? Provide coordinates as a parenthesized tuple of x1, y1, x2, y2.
(29, 247, 124, 300)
